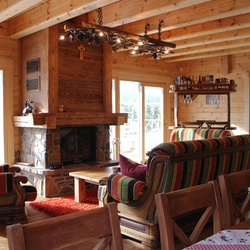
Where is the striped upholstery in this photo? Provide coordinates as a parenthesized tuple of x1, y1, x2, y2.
(170, 128, 232, 142)
(22, 185, 37, 201)
(98, 185, 107, 202)
(0, 173, 14, 194)
(107, 174, 146, 203)
(148, 135, 250, 223)
(0, 163, 9, 173)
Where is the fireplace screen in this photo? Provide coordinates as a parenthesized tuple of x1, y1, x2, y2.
(60, 126, 96, 164)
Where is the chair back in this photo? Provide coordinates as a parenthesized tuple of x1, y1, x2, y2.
(7, 202, 123, 250)
(155, 181, 223, 250)
(219, 169, 250, 228)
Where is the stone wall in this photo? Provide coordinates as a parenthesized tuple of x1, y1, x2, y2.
(18, 124, 111, 197)
(19, 124, 110, 169)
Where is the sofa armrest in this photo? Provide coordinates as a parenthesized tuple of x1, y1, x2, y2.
(14, 175, 28, 184)
(107, 174, 146, 203)
(9, 166, 21, 173)
(99, 177, 108, 185)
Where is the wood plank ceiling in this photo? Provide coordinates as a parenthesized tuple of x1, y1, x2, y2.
(1, 0, 250, 62)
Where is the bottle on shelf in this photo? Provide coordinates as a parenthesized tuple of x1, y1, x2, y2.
(202, 76, 206, 90)
(198, 75, 202, 89)
(187, 76, 192, 90)
(183, 76, 187, 90)
(180, 76, 184, 90)
(226, 78, 230, 89)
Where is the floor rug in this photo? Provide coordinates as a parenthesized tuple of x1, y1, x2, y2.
(29, 189, 99, 217)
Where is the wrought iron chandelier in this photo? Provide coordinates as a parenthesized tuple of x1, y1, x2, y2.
(62, 8, 176, 59)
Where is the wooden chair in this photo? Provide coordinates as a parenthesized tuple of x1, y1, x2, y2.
(7, 202, 123, 250)
(155, 181, 223, 250)
(219, 169, 250, 229)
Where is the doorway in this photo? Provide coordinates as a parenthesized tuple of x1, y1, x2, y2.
(111, 80, 165, 163)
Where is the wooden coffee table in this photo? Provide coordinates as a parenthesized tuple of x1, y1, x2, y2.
(69, 167, 116, 203)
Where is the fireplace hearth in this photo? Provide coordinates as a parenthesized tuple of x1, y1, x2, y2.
(16, 124, 112, 197)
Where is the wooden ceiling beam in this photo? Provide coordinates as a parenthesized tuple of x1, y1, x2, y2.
(163, 38, 250, 58)
(112, 0, 250, 36)
(76, 0, 212, 27)
(151, 13, 250, 42)
(174, 27, 250, 50)
(0, 0, 49, 23)
(162, 46, 250, 63)
(7, 0, 120, 39)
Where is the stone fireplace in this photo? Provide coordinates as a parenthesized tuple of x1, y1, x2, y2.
(17, 124, 111, 197)
(13, 24, 127, 198)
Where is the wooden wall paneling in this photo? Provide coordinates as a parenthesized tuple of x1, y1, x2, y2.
(58, 23, 104, 113)
(221, 56, 229, 75)
(0, 24, 19, 160)
(229, 53, 250, 73)
(21, 30, 49, 113)
(112, 53, 177, 83)
(0, 59, 15, 164)
(103, 44, 112, 113)
(171, 57, 246, 134)
(48, 25, 58, 113)
(244, 72, 249, 134)
(164, 76, 172, 142)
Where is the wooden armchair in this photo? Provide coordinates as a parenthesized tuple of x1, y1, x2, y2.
(218, 169, 250, 228)
(7, 202, 123, 250)
(0, 163, 37, 224)
(155, 181, 223, 250)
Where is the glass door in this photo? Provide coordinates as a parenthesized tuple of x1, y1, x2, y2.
(113, 80, 165, 163)
(119, 80, 141, 162)
(143, 86, 164, 159)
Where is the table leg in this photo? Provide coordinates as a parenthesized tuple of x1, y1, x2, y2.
(74, 177, 86, 202)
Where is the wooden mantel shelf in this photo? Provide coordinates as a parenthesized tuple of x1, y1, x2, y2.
(13, 112, 128, 128)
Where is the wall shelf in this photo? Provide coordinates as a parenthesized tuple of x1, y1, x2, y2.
(169, 83, 237, 129)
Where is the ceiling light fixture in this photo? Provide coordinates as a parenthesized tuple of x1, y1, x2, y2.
(62, 9, 176, 59)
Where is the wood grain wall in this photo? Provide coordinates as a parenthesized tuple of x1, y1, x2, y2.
(0, 22, 20, 158)
(172, 53, 250, 135)
(58, 23, 104, 113)
(21, 29, 49, 113)
(112, 52, 177, 141)
(112, 52, 250, 138)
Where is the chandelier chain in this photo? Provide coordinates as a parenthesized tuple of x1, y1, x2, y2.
(158, 19, 163, 40)
(98, 8, 103, 25)
(144, 23, 149, 36)
(84, 13, 88, 23)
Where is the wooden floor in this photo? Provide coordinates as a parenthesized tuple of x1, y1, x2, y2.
(0, 197, 214, 250)
(0, 197, 145, 250)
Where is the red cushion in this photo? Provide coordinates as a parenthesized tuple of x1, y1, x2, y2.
(119, 154, 147, 181)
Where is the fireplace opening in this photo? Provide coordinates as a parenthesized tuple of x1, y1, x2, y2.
(60, 126, 96, 165)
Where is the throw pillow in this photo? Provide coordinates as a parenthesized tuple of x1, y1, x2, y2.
(119, 154, 147, 181)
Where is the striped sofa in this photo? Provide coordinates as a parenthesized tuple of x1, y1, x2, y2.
(100, 135, 250, 249)
(170, 128, 232, 142)
(0, 164, 37, 224)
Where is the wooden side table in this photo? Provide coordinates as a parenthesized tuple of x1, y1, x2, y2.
(69, 167, 115, 203)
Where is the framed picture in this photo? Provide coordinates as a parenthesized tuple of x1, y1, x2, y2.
(26, 58, 40, 74)
(26, 77, 40, 92)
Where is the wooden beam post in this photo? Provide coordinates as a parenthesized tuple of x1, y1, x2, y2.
(221, 55, 229, 75)
(48, 25, 59, 114)
(244, 72, 250, 133)
(103, 44, 112, 113)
